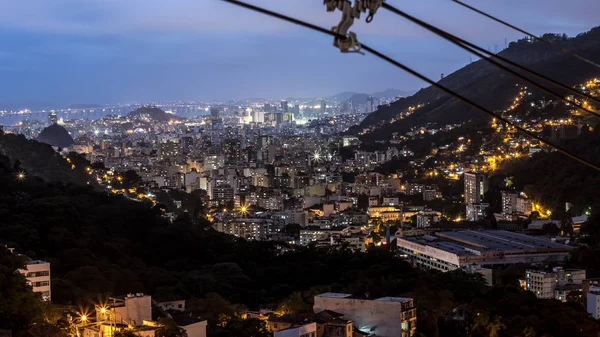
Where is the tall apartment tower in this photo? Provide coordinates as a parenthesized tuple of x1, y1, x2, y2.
(280, 100, 288, 112)
(464, 172, 488, 204)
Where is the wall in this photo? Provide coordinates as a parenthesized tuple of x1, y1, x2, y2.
(183, 321, 208, 337)
(314, 296, 404, 337)
(20, 261, 51, 301)
(115, 296, 152, 326)
(274, 323, 317, 337)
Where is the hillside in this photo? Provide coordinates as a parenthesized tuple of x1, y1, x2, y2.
(0, 132, 88, 185)
(332, 89, 416, 103)
(353, 28, 600, 142)
(127, 106, 182, 122)
(37, 123, 75, 148)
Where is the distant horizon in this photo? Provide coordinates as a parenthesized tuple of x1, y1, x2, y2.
(0, 87, 419, 110)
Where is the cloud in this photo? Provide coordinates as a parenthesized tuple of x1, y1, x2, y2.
(0, 0, 598, 104)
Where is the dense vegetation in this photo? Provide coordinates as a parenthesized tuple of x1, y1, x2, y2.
(353, 27, 600, 144)
(1, 135, 600, 336)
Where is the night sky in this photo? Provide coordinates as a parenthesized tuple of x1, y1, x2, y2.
(0, 0, 598, 104)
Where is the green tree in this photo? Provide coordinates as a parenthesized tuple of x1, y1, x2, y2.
(157, 317, 188, 337)
(0, 247, 45, 333)
(275, 292, 311, 316)
(115, 330, 138, 337)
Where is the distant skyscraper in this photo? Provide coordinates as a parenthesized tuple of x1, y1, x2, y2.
(464, 172, 488, 204)
(252, 110, 265, 123)
(48, 111, 58, 125)
(366, 96, 374, 113)
(320, 99, 326, 114)
(264, 103, 272, 113)
(179, 135, 194, 154)
(280, 100, 288, 112)
(210, 107, 223, 147)
(210, 107, 221, 119)
(293, 104, 300, 116)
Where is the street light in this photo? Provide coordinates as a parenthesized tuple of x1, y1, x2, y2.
(98, 306, 116, 336)
(238, 204, 249, 216)
(16, 171, 25, 181)
(80, 315, 88, 323)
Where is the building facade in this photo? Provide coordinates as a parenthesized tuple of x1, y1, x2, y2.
(587, 287, 600, 319)
(397, 230, 573, 272)
(525, 267, 586, 299)
(464, 172, 488, 204)
(20, 260, 51, 301)
(313, 293, 417, 337)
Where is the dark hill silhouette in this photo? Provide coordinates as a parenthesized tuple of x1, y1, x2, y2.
(0, 132, 87, 184)
(37, 123, 75, 148)
(353, 28, 600, 141)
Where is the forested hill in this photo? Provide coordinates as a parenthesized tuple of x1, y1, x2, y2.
(0, 132, 89, 185)
(352, 27, 600, 141)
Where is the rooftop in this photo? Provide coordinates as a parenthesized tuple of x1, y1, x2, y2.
(27, 260, 49, 265)
(436, 230, 573, 250)
(400, 230, 573, 257)
(375, 297, 413, 303)
(315, 293, 413, 303)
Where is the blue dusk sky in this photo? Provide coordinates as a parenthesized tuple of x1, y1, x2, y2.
(0, 0, 598, 105)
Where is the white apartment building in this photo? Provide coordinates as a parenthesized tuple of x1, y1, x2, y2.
(20, 260, 51, 301)
(313, 293, 417, 337)
(416, 210, 440, 228)
(213, 218, 271, 240)
(587, 287, 600, 319)
(525, 267, 586, 299)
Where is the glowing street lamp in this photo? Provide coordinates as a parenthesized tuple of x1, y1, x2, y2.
(238, 205, 249, 216)
(311, 151, 322, 164)
(16, 171, 26, 181)
(80, 315, 88, 323)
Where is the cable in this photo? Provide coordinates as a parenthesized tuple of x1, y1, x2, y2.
(452, 0, 600, 70)
(221, 0, 600, 173)
(381, 3, 600, 118)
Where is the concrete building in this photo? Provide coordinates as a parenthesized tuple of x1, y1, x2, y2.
(397, 230, 573, 272)
(172, 316, 208, 337)
(313, 293, 417, 337)
(525, 267, 586, 300)
(466, 203, 489, 221)
(330, 235, 366, 252)
(464, 172, 488, 204)
(213, 218, 271, 240)
(274, 322, 317, 337)
(516, 198, 532, 216)
(501, 191, 517, 215)
(105, 293, 152, 326)
(422, 189, 442, 201)
(19, 260, 51, 301)
(204, 154, 225, 172)
(269, 311, 352, 337)
(501, 191, 532, 218)
(157, 299, 186, 312)
(587, 287, 600, 319)
(416, 210, 440, 228)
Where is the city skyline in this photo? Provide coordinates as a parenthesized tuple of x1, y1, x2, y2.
(0, 0, 598, 105)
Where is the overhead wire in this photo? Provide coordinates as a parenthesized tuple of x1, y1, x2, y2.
(381, 2, 600, 114)
(221, 0, 600, 172)
(451, 0, 600, 71)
